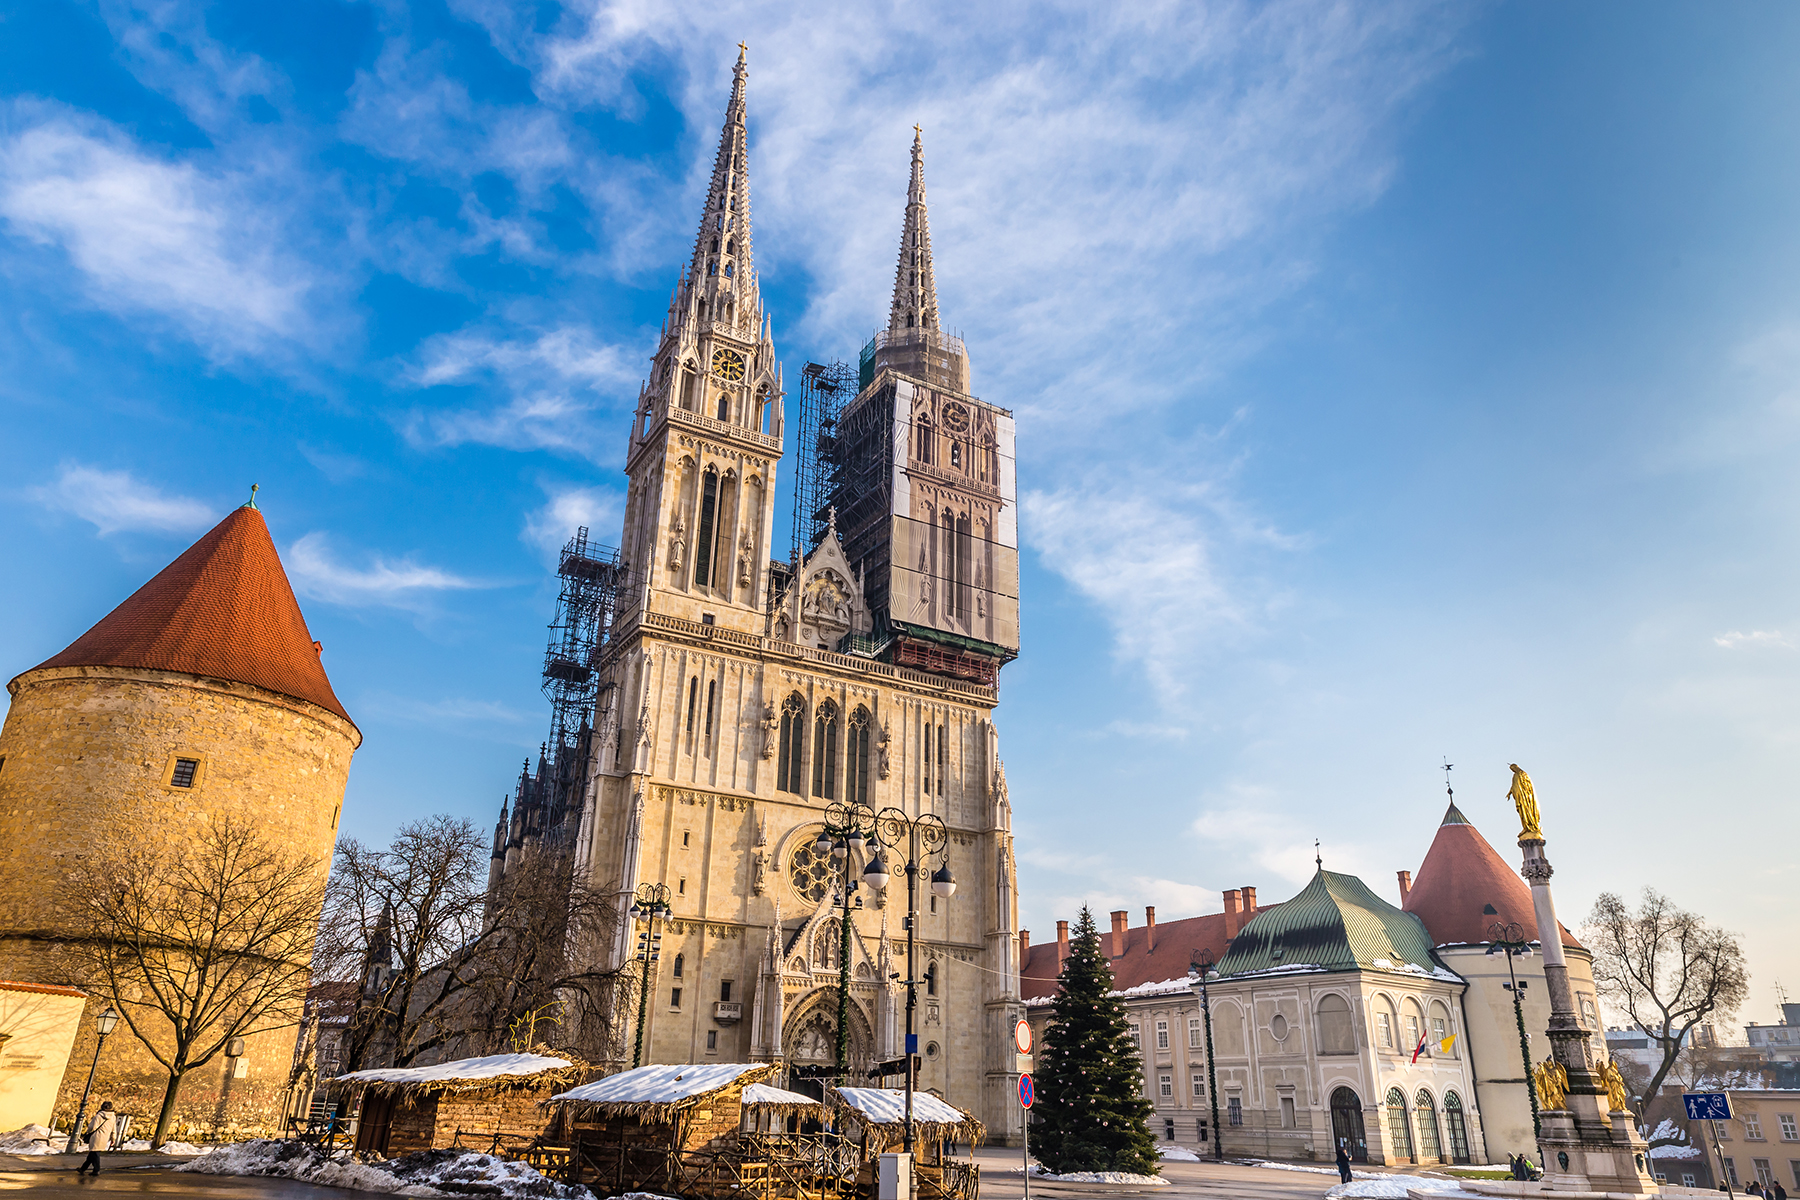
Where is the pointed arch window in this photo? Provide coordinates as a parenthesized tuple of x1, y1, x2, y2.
(925, 962, 938, 996)
(1414, 1091, 1442, 1163)
(717, 390, 730, 422)
(726, 239, 736, 256)
(694, 468, 719, 587)
(777, 693, 805, 794)
(955, 513, 972, 623)
(1386, 1088, 1415, 1163)
(1443, 1092, 1471, 1164)
(812, 699, 840, 799)
(915, 412, 932, 465)
(724, 261, 733, 277)
(681, 363, 699, 410)
(847, 706, 872, 806)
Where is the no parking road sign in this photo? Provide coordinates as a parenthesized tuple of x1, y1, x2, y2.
(1684, 1093, 1731, 1121)
(1018, 1073, 1034, 1109)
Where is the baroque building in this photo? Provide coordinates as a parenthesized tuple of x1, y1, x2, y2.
(563, 52, 1025, 1141)
(0, 500, 360, 1134)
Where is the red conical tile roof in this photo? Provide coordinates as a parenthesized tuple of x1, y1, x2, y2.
(23, 505, 354, 725)
(1403, 801, 1579, 949)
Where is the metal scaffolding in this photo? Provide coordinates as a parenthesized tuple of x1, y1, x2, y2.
(792, 359, 857, 557)
(537, 526, 625, 839)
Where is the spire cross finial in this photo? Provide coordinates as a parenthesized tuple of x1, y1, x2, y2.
(1315, 838, 1322, 869)
(243, 483, 259, 510)
(1442, 756, 1454, 801)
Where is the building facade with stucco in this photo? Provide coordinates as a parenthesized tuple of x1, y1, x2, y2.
(0, 501, 360, 1138)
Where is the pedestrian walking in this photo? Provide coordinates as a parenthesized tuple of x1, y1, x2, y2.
(76, 1101, 116, 1175)
(1748, 1181, 1765, 1197)
(1335, 1142, 1353, 1184)
(1510, 1155, 1525, 1180)
(1770, 1181, 1787, 1200)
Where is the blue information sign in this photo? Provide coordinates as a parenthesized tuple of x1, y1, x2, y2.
(1018, 1073, 1034, 1109)
(1684, 1093, 1732, 1121)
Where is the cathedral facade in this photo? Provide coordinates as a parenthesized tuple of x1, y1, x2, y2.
(567, 52, 1024, 1142)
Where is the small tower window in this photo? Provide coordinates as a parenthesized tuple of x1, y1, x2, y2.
(694, 469, 719, 587)
(169, 757, 201, 788)
(777, 693, 805, 795)
(704, 680, 716, 739)
(673, 953, 685, 977)
(686, 676, 699, 734)
(926, 962, 938, 996)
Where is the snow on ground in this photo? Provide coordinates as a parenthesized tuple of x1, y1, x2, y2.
(178, 1140, 583, 1197)
(0, 1124, 59, 1154)
(1028, 1166, 1169, 1185)
(1158, 1145, 1201, 1161)
(1249, 1161, 1400, 1181)
(1324, 1178, 1472, 1198)
(118, 1139, 210, 1154)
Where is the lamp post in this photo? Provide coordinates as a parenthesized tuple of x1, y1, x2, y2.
(859, 807, 954, 1158)
(1187, 950, 1223, 1161)
(1487, 920, 1539, 1140)
(816, 801, 877, 1086)
(630, 883, 673, 1069)
(65, 1006, 120, 1153)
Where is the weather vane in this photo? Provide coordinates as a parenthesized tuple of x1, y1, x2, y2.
(1442, 756, 1454, 801)
(1314, 838, 1322, 869)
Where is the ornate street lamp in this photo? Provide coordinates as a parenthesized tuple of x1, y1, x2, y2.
(860, 808, 953, 1156)
(1487, 920, 1539, 1139)
(65, 1006, 120, 1153)
(631, 883, 673, 1069)
(819, 800, 878, 1086)
(1186, 950, 1223, 1161)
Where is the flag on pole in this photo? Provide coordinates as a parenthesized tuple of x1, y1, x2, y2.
(1439, 1034, 1457, 1055)
(1412, 1035, 1429, 1064)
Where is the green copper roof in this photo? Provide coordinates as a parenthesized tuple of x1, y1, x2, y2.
(1216, 869, 1460, 982)
(1441, 801, 1470, 825)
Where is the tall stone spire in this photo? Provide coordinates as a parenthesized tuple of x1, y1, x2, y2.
(888, 126, 940, 334)
(678, 43, 756, 318)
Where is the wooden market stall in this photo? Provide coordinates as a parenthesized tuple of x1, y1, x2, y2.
(336, 1051, 589, 1157)
(827, 1087, 984, 1200)
(539, 1062, 782, 1195)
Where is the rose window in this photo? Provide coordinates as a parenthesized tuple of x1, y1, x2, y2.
(790, 839, 833, 904)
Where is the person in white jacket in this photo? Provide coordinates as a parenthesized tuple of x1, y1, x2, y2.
(77, 1101, 116, 1175)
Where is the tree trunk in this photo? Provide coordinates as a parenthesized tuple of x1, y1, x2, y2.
(152, 1067, 187, 1148)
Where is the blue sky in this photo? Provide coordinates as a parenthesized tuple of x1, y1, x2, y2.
(4, 2, 1798, 1019)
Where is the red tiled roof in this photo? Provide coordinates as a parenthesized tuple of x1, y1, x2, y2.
(0, 980, 87, 998)
(21, 506, 354, 726)
(1020, 904, 1278, 1002)
(1403, 803, 1580, 949)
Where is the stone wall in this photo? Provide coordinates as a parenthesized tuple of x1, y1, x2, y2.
(0, 664, 359, 1136)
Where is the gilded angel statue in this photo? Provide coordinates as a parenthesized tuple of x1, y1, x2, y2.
(1599, 1058, 1633, 1113)
(1534, 1055, 1569, 1111)
(1509, 763, 1543, 841)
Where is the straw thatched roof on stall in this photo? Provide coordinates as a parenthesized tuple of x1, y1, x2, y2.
(337, 1050, 588, 1107)
(826, 1087, 985, 1149)
(547, 1062, 778, 1122)
(740, 1083, 826, 1117)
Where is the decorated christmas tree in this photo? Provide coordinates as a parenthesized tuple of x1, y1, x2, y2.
(1032, 906, 1160, 1175)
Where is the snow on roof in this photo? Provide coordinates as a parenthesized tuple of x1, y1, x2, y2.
(833, 1088, 971, 1127)
(551, 1063, 770, 1107)
(338, 1052, 572, 1086)
(742, 1084, 823, 1110)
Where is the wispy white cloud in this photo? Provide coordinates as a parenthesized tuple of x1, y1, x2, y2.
(287, 532, 488, 610)
(30, 463, 217, 536)
(1714, 630, 1793, 650)
(0, 104, 322, 359)
(524, 484, 623, 558)
(355, 690, 534, 727)
(402, 324, 642, 455)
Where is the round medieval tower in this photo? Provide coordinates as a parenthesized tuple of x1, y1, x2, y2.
(0, 499, 360, 1134)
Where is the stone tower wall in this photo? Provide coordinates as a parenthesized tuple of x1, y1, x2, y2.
(0, 663, 359, 1136)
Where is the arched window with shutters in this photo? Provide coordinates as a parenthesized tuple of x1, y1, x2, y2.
(847, 706, 872, 806)
(776, 693, 805, 794)
(1386, 1088, 1415, 1164)
(811, 699, 839, 799)
(1443, 1092, 1471, 1164)
(694, 468, 719, 587)
(1414, 1091, 1442, 1163)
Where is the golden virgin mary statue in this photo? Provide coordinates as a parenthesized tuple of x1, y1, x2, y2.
(1509, 763, 1543, 840)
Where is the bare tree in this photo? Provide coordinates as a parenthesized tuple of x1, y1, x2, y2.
(1584, 888, 1749, 1109)
(65, 819, 323, 1147)
(316, 817, 626, 1072)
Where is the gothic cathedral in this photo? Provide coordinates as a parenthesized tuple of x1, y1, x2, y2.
(573, 50, 1024, 1141)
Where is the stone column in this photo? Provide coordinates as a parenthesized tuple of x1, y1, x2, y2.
(1519, 835, 1655, 1192)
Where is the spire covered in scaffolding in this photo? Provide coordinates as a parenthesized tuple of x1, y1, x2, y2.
(889, 126, 941, 335)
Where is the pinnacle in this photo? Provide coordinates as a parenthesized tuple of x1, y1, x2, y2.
(888, 127, 941, 334)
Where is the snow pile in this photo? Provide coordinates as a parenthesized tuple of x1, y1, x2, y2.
(1325, 1177, 1470, 1198)
(118, 1138, 209, 1154)
(1158, 1145, 1201, 1161)
(178, 1140, 583, 1197)
(339, 1052, 573, 1087)
(553, 1062, 762, 1106)
(834, 1088, 971, 1127)
(0, 1124, 59, 1154)
(1032, 1166, 1169, 1185)
(1252, 1161, 1388, 1181)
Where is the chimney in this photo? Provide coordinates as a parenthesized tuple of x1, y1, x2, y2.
(1396, 870, 1412, 904)
(1242, 885, 1257, 912)
(1019, 929, 1030, 961)
(1145, 907, 1157, 952)
(1110, 910, 1128, 958)
(1223, 889, 1242, 938)
(1056, 920, 1069, 961)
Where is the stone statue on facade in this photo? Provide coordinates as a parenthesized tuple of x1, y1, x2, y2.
(668, 516, 686, 571)
(877, 719, 891, 779)
(738, 534, 753, 587)
(759, 701, 778, 759)
(1509, 762, 1543, 841)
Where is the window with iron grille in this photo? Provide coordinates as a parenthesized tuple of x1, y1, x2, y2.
(170, 758, 200, 788)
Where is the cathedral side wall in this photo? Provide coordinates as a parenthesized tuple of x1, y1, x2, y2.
(0, 665, 358, 1136)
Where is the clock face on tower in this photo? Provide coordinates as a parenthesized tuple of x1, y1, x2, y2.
(711, 348, 746, 382)
(941, 401, 970, 432)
